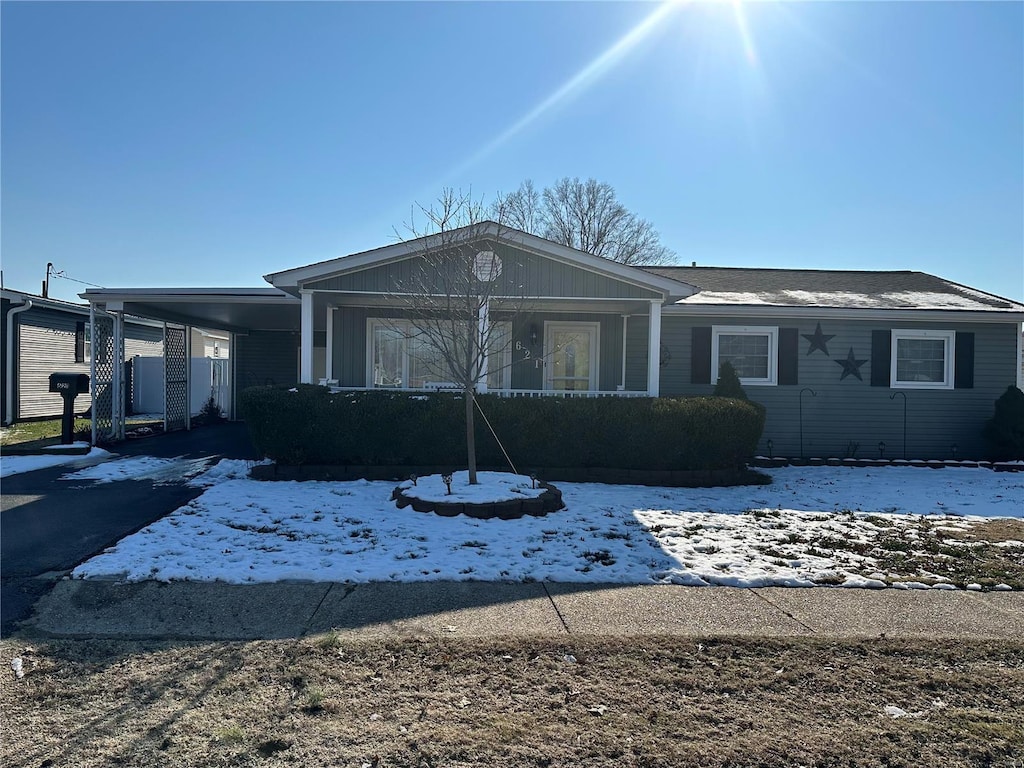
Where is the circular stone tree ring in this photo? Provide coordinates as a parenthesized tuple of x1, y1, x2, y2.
(391, 471, 564, 520)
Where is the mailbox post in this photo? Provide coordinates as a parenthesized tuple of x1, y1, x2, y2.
(48, 373, 90, 444)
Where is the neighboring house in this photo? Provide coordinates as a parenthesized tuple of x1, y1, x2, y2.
(2, 289, 163, 424)
(131, 327, 232, 416)
(191, 327, 230, 359)
(80, 224, 1024, 458)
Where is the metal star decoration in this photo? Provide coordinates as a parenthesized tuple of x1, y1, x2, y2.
(802, 322, 835, 356)
(835, 347, 868, 381)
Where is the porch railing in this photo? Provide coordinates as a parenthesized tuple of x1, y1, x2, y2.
(320, 383, 648, 398)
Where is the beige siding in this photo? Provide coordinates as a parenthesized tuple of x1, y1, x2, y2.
(15, 308, 162, 420)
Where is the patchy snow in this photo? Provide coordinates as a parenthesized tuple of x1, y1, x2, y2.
(1, 447, 113, 478)
(72, 464, 1023, 587)
(399, 471, 545, 503)
(61, 455, 213, 485)
(188, 458, 271, 488)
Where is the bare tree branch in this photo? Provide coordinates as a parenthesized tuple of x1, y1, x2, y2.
(493, 177, 675, 266)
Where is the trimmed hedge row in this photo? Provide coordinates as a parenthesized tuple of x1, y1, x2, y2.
(238, 387, 766, 471)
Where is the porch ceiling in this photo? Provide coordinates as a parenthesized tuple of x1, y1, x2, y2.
(81, 289, 301, 333)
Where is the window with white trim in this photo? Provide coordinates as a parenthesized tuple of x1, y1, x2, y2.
(711, 325, 778, 386)
(367, 319, 511, 390)
(890, 329, 955, 389)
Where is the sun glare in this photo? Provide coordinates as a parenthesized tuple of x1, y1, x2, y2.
(434, 0, 763, 186)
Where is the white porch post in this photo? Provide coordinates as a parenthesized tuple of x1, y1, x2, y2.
(325, 306, 335, 382)
(476, 300, 489, 393)
(647, 300, 661, 397)
(112, 311, 125, 440)
(300, 290, 313, 384)
(620, 315, 628, 390)
(184, 325, 192, 430)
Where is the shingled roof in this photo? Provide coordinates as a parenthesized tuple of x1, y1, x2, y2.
(643, 267, 1024, 312)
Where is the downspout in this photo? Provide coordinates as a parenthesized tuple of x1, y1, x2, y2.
(4, 298, 33, 425)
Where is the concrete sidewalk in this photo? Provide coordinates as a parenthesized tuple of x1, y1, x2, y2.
(20, 579, 1024, 642)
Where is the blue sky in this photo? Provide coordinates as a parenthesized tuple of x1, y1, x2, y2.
(2, 1, 1022, 303)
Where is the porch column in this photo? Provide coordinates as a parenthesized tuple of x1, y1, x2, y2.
(476, 300, 489, 393)
(325, 306, 334, 382)
(300, 290, 313, 384)
(647, 300, 661, 397)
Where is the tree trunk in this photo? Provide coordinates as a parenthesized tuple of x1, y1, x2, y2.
(465, 386, 478, 484)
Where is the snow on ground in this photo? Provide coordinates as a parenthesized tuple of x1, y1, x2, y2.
(61, 455, 214, 485)
(72, 463, 1023, 588)
(1, 447, 113, 478)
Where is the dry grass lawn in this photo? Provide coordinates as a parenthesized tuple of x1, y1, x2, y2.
(2, 635, 1022, 767)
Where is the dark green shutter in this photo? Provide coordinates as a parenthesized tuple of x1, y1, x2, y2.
(691, 327, 712, 384)
(870, 330, 890, 387)
(75, 321, 85, 363)
(778, 328, 799, 385)
(954, 332, 974, 389)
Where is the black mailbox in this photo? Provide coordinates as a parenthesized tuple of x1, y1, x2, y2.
(49, 372, 90, 395)
(49, 372, 90, 444)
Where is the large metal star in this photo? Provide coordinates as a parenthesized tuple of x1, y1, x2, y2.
(835, 347, 868, 381)
(802, 322, 835, 356)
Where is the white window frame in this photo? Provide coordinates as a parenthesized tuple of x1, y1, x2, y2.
(890, 329, 955, 390)
(543, 321, 601, 391)
(711, 325, 778, 386)
(365, 318, 510, 390)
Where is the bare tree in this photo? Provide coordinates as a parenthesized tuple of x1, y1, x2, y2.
(385, 189, 526, 484)
(494, 177, 676, 266)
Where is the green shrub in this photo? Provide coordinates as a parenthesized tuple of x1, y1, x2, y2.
(713, 361, 747, 400)
(982, 385, 1024, 460)
(239, 387, 766, 471)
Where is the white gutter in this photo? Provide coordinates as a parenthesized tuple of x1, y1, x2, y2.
(5, 298, 33, 425)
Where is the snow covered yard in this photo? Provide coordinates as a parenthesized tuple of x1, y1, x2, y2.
(70, 461, 1024, 590)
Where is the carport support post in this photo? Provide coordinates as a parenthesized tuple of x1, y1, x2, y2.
(300, 290, 313, 384)
(112, 311, 125, 441)
(90, 304, 97, 446)
(185, 325, 192, 430)
(647, 300, 661, 397)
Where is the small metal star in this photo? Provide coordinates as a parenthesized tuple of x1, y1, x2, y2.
(835, 347, 868, 381)
(802, 322, 835, 356)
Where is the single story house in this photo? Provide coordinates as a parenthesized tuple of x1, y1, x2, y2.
(1, 288, 164, 425)
(80, 223, 1024, 458)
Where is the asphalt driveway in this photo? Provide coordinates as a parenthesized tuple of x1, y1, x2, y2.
(0, 421, 257, 637)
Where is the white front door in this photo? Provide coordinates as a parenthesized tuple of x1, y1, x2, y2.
(544, 322, 599, 391)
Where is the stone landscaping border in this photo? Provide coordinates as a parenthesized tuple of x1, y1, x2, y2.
(390, 481, 565, 520)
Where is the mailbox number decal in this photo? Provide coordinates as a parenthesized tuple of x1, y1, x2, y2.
(55, 382, 70, 390)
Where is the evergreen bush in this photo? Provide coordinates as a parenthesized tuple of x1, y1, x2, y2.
(239, 387, 766, 471)
(713, 361, 748, 400)
(982, 385, 1024, 460)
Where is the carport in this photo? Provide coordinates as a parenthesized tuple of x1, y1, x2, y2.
(81, 288, 300, 442)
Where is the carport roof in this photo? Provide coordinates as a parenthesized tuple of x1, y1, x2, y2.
(80, 288, 300, 333)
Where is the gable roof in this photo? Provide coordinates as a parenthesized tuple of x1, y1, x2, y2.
(264, 221, 698, 301)
(645, 267, 1024, 314)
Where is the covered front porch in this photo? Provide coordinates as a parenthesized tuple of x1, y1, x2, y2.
(300, 293, 668, 398)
